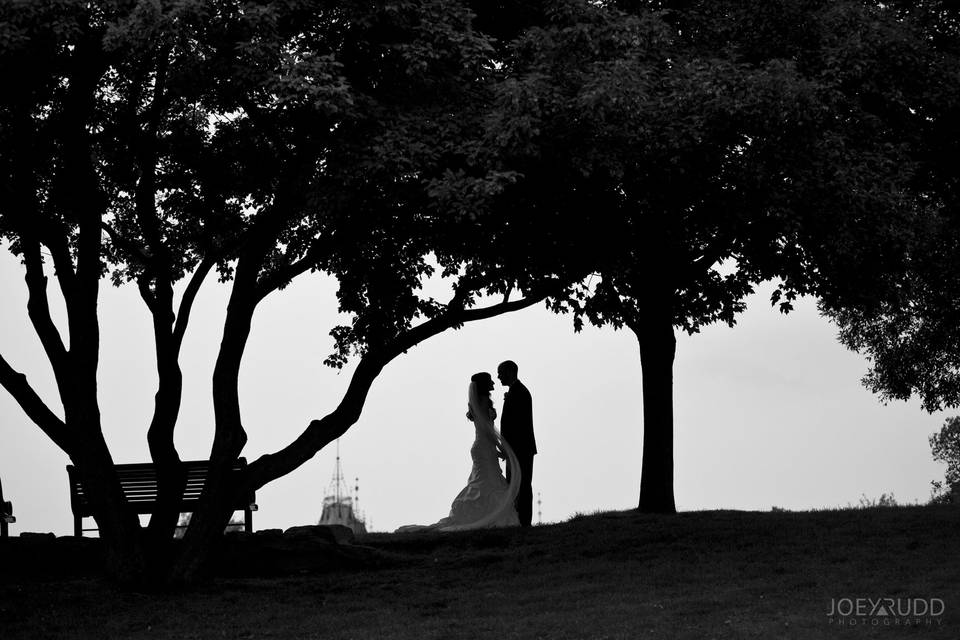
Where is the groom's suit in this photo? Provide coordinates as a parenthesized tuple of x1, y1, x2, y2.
(501, 380, 536, 527)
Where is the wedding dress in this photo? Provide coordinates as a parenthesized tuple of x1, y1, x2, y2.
(396, 381, 520, 532)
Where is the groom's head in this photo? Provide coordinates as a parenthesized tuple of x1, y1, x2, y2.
(497, 360, 518, 387)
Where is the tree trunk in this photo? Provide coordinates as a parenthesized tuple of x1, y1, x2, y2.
(143, 262, 215, 546)
(69, 438, 147, 583)
(162, 261, 259, 586)
(163, 488, 239, 586)
(629, 303, 678, 514)
(146, 342, 187, 546)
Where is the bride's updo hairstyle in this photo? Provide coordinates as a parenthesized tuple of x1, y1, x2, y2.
(471, 372, 493, 396)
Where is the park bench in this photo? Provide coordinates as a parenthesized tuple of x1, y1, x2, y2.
(67, 458, 257, 537)
(0, 476, 13, 538)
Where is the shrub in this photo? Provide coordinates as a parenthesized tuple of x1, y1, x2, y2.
(929, 417, 960, 505)
(857, 493, 898, 508)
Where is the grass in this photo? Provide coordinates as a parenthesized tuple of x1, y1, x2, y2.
(1, 505, 958, 639)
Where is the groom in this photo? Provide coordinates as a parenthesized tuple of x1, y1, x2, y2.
(498, 360, 536, 527)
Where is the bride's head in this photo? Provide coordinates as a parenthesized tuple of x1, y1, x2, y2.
(471, 372, 494, 396)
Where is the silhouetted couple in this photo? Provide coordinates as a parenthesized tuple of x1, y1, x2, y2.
(396, 360, 537, 532)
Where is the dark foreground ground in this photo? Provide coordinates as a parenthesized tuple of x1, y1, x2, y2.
(1, 506, 958, 639)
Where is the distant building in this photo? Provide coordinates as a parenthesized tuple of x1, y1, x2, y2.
(318, 440, 367, 535)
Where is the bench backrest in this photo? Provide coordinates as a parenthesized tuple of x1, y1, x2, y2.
(66, 459, 255, 516)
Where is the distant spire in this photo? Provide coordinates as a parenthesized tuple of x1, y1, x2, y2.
(355, 476, 361, 522)
(318, 439, 368, 535)
(335, 440, 343, 516)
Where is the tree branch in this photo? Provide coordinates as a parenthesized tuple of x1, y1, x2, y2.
(208, 252, 264, 464)
(137, 276, 158, 312)
(22, 242, 69, 378)
(102, 222, 154, 267)
(386, 287, 552, 359)
(66, 32, 108, 300)
(688, 240, 730, 281)
(132, 45, 171, 266)
(254, 242, 322, 303)
(243, 280, 563, 490)
(39, 226, 77, 304)
(5, 116, 77, 304)
(446, 265, 484, 311)
(173, 256, 216, 349)
(0, 352, 71, 453)
(238, 97, 281, 152)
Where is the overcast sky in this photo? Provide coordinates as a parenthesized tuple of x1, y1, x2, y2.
(0, 247, 950, 535)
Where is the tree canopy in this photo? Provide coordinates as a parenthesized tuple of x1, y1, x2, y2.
(2, 0, 957, 584)
(817, 0, 960, 413)
(478, 0, 959, 511)
(0, 0, 576, 584)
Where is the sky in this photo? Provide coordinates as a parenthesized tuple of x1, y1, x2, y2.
(0, 247, 951, 535)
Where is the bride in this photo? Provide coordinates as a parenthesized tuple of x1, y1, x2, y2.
(397, 372, 521, 532)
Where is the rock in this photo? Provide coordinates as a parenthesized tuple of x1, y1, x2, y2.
(223, 530, 252, 541)
(254, 528, 284, 539)
(0, 535, 102, 578)
(283, 524, 355, 545)
(19, 531, 56, 539)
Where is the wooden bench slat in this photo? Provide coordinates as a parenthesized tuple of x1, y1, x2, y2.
(111, 469, 233, 475)
(71, 483, 244, 494)
(71, 490, 247, 502)
(71, 479, 214, 490)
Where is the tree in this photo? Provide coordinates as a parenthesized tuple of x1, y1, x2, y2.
(819, 5, 960, 506)
(929, 416, 960, 503)
(827, 218, 960, 414)
(0, 0, 574, 585)
(817, 0, 960, 414)
(486, 0, 950, 512)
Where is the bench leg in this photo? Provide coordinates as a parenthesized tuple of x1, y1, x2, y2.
(74, 515, 82, 538)
(1, 520, 7, 538)
(244, 508, 252, 534)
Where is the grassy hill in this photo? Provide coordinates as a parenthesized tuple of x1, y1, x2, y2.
(1, 505, 958, 639)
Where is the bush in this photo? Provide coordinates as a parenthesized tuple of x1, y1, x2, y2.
(857, 493, 898, 508)
(929, 417, 960, 505)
